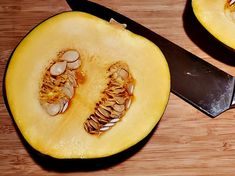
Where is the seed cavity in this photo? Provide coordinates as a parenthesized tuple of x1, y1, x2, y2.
(84, 61, 135, 135)
(39, 49, 84, 116)
(225, 0, 235, 21)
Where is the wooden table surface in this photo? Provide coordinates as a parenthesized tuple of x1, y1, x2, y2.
(1, 0, 235, 175)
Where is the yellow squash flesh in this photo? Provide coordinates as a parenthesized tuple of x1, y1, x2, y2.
(192, 0, 235, 50)
(5, 12, 170, 159)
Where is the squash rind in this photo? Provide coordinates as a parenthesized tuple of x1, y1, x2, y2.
(192, 0, 235, 50)
(5, 11, 170, 159)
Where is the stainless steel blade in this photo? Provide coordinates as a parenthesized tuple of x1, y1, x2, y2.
(66, 0, 235, 117)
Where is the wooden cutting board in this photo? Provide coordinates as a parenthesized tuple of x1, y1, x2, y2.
(1, 0, 235, 175)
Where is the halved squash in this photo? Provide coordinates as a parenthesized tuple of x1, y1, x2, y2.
(5, 12, 170, 159)
(192, 0, 235, 49)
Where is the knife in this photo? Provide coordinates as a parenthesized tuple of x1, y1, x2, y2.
(66, 0, 235, 118)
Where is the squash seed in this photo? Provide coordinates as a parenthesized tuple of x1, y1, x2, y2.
(100, 126, 110, 132)
(104, 122, 115, 127)
(67, 59, 81, 70)
(90, 115, 99, 123)
(230, 0, 235, 6)
(97, 107, 110, 117)
(84, 121, 89, 132)
(99, 104, 112, 113)
(110, 113, 120, 119)
(114, 97, 126, 105)
(127, 83, 134, 95)
(97, 117, 110, 124)
(61, 86, 74, 99)
(110, 118, 120, 123)
(125, 98, 132, 109)
(50, 61, 67, 76)
(118, 68, 129, 80)
(46, 103, 61, 116)
(61, 101, 69, 113)
(113, 104, 125, 112)
(103, 100, 116, 107)
(95, 110, 109, 121)
(62, 50, 79, 62)
(88, 119, 100, 130)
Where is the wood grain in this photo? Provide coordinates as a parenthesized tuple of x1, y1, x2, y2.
(1, 0, 235, 175)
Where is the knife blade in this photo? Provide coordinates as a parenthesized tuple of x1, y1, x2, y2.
(66, 0, 235, 117)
